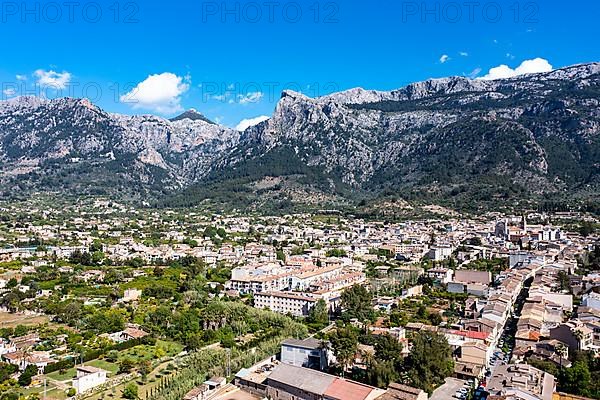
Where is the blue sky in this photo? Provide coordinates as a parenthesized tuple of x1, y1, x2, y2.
(0, 0, 599, 129)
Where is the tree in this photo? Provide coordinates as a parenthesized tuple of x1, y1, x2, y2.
(138, 360, 152, 382)
(69, 250, 93, 266)
(403, 331, 454, 393)
(276, 249, 285, 261)
(122, 383, 139, 399)
(106, 350, 119, 363)
(0, 362, 18, 383)
(428, 312, 443, 326)
(579, 221, 596, 237)
(389, 310, 408, 327)
(180, 256, 205, 277)
(0, 291, 21, 313)
(367, 359, 399, 388)
(416, 305, 428, 320)
(56, 301, 83, 326)
(13, 325, 28, 337)
(126, 257, 145, 268)
(557, 271, 571, 292)
(90, 239, 103, 253)
(104, 269, 124, 284)
(329, 327, 358, 376)
(555, 343, 567, 370)
(467, 237, 483, 246)
(84, 308, 126, 333)
(18, 364, 37, 387)
(340, 285, 374, 322)
(326, 249, 347, 257)
(374, 334, 404, 363)
(153, 266, 164, 277)
(118, 358, 135, 374)
(307, 299, 329, 326)
(559, 361, 591, 397)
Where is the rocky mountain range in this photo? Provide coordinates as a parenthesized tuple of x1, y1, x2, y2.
(1, 62, 599, 210)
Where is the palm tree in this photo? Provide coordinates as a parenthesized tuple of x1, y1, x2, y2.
(573, 329, 584, 351)
(555, 343, 567, 371)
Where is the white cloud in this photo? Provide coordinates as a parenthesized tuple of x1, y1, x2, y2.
(468, 68, 482, 79)
(121, 72, 190, 114)
(235, 115, 269, 131)
(479, 58, 553, 80)
(16, 74, 27, 81)
(34, 69, 71, 89)
(440, 54, 450, 64)
(211, 90, 265, 105)
(238, 91, 264, 105)
(459, 52, 469, 57)
(3, 88, 16, 97)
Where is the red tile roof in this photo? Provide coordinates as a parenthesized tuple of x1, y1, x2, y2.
(449, 329, 489, 340)
(324, 378, 376, 400)
(123, 328, 148, 339)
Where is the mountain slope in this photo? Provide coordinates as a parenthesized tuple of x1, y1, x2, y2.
(0, 98, 240, 197)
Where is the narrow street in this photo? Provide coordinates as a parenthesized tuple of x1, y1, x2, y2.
(485, 276, 533, 381)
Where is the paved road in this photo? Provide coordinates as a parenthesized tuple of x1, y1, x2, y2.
(430, 377, 467, 400)
(485, 278, 531, 379)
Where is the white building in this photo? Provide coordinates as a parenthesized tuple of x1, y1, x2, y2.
(254, 291, 320, 317)
(120, 288, 142, 303)
(582, 292, 600, 311)
(72, 366, 108, 394)
(428, 245, 453, 261)
(281, 338, 330, 371)
(426, 267, 454, 284)
(226, 263, 289, 294)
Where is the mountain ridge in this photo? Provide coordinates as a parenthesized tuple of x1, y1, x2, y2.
(1, 62, 599, 211)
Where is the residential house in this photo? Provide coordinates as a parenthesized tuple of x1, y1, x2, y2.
(426, 267, 453, 284)
(107, 327, 149, 343)
(2, 351, 55, 373)
(281, 338, 330, 371)
(549, 321, 595, 352)
(72, 366, 108, 394)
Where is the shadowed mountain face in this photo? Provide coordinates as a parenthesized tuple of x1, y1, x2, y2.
(1, 63, 599, 209)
